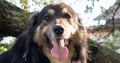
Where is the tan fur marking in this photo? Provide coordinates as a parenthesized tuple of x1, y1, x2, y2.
(62, 8, 68, 13)
(48, 9, 55, 16)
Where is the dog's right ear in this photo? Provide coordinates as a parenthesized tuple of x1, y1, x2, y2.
(27, 12, 39, 28)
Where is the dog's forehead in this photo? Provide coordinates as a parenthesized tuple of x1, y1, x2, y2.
(45, 3, 76, 14)
(47, 8, 68, 15)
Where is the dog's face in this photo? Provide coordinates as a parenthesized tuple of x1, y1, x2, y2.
(31, 3, 87, 62)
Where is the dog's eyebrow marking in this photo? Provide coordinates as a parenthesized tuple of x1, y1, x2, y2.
(62, 8, 68, 13)
(62, 8, 72, 18)
(48, 9, 55, 16)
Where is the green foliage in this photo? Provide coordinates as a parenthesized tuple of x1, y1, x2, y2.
(0, 36, 15, 54)
(20, 0, 29, 11)
(84, 0, 99, 13)
(9, 0, 63, 12)
(32, 0, 40, 5)
(104, 38, 116, 50)
(42, 0, 54, 5)
(19, 0, 55, 11)
(117, 0, 120, 3)
(103, 30, 120, 50)
(0, 46, 8, 54)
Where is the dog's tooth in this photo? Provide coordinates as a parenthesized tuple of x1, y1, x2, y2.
(59, 39, 65, 47)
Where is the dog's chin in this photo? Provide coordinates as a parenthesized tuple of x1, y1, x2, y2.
(45, 34, 70, 61)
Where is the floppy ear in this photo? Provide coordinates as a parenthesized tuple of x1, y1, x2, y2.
(79, 17, 88, 63)
(77, 16, 83, 25)
(72, 16, 88, 63)
(27, 13, 39, 29)
(22, 13, 40, 60)
(27, 13, 39, 41)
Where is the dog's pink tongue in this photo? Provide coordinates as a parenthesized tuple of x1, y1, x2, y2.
(51, 39, 68, 61)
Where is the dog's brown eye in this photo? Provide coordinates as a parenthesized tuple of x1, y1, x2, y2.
(63, 13, 71, 18)
(44, 14, 51, 20)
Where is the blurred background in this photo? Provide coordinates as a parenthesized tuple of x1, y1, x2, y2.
(0, 0, 120, 55)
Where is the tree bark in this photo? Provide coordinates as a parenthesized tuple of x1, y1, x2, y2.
(0, 0, 31, 37)
(88, 39, 120, 63)
(0, 0, 120, 63)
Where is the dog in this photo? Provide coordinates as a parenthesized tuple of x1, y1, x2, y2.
(0, 3, 88, 63)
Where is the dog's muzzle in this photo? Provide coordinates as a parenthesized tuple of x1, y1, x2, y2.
(45, 25, 71, 61)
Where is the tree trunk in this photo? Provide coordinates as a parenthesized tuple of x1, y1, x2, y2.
(0, 0, 120, 63)
(88, 39, 120, 63)
(0, 0, 31, 37)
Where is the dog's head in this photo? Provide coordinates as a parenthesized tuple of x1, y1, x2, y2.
(28, 3, 87, 62)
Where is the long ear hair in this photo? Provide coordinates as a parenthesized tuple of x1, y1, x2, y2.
(72, 17, 88, 63)
(78, 18, 88, 63)
(22, 12, 41, 60)
(27, 13, 40, 46)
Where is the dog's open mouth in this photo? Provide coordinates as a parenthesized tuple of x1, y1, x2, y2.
(50, 38, 69, 61)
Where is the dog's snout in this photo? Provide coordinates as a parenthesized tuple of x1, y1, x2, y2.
(53, 25, 64, 35)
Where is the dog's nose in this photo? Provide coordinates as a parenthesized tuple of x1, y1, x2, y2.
(53, 25, 64, 35)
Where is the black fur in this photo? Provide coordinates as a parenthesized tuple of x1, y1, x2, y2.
(0, 31, 50, 63)
(0, 4, 50, 63)
(0, 51, 12, 63)
(0, 6, 52, 62)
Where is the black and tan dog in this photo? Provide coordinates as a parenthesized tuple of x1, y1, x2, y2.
(0, 3, 88, 63)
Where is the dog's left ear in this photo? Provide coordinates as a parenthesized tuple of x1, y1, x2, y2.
(77, 15, 88, 63)
(76, 15, 82, 24)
